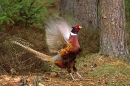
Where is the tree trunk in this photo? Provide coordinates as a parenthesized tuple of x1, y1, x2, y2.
(60, 0, 98, 29)
(60, 0, 74, 16)
(73, 0, 98, 29)
(100, 0, 129, 58)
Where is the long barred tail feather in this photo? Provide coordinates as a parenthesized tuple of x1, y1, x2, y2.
(10, 17, 71, 62)
(45, 17, 72, 53)
(11, 41, 52, 62)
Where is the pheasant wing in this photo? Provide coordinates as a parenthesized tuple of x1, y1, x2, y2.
(45, 17, 71, 53)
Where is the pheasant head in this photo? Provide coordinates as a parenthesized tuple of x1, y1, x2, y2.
(71, 25, 82, 35)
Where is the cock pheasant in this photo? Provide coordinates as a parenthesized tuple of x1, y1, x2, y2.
(12, 17, 83, 81)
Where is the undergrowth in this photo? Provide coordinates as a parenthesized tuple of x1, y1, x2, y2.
(126, 23, 130, 51)
(79, 28, 100, 56)
(0, 26, 51, 74)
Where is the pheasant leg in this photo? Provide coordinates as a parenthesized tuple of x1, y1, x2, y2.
(76, 72, 84, 80)
(69, 73, 76, 81)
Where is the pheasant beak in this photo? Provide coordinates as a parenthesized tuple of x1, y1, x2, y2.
(79, 26, 82, 28)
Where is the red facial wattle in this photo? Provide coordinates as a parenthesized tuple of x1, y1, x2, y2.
(75, 25, 80, 32)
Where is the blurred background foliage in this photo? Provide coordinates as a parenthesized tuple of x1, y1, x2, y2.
(0, 0, 54, 29)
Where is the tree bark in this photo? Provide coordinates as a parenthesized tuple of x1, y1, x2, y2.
(60, 0, 74, 16)
(73, 0, 98, 29)
(60, 0, 98, 29)
(100, 0, 129, 58)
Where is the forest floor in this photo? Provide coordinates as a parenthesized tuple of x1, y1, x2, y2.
(0, 54, 130, 86)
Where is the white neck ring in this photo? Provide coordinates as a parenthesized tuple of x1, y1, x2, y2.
(70, 32, 77, 35)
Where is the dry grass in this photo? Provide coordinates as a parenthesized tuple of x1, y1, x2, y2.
(0, 25, 51, 75)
